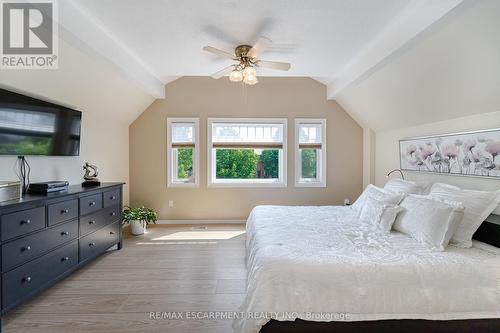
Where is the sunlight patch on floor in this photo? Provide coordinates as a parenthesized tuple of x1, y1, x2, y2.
(135, 241, 219, 245)
(152, 230, 246, 241)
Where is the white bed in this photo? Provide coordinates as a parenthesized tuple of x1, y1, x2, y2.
(233, 205, 500, 333)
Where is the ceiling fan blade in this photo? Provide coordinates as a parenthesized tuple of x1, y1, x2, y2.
(256, 60, 291, 71)
(248, 37, 272, 58)
(203, 46, 235, 60)
(211, 65, 234, 79)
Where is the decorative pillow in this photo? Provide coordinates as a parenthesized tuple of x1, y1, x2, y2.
(384, 179, 427, 195)
(393, 195, 465, 251)
(351, 184, 405, 213)
(429, 183, 500, 248)
(359, 195, 402, 233)
(411, 194, 464, 247)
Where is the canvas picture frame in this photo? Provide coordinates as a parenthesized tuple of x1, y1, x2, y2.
(399, 128, 500, 179)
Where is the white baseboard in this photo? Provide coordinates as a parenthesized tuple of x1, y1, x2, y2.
(155, 219, 246, 225)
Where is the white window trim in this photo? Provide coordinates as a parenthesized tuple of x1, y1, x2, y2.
(167, 117, 200, 188)
(295, 118, 327, 188)
(207, 118, 288, 188)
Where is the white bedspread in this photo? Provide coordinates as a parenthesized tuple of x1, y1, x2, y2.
(233, 205, 500, 333)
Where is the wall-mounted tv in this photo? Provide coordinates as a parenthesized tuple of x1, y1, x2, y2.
(0, 88, 81, 156)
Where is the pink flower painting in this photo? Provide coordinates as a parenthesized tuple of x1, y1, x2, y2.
(400, 129, 500, 178)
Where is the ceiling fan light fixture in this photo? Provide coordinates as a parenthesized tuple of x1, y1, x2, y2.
(243, 75, 258, 85)
(229, 69, 243, 82)
(204, 39, 290, 86)
(243, 66, 257, 78)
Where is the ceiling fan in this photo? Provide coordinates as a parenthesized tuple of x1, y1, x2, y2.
(203, 37, 291, 85)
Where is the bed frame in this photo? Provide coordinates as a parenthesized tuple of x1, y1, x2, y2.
(260, 214, 500, 333)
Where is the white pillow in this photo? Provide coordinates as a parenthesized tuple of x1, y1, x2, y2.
(393, 195, 465, 251)
(429, 183, 500, 248)
(359, 195, 402, 233)
(384, 179, 427, 195)
(412, 194, 464, 246)
(351, 184, 405, 213)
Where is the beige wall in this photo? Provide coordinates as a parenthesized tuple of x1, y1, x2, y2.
(130, 76, 363, 220)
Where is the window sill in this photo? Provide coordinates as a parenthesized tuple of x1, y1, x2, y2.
(295, 180, 326, 188)
(208, 179, 287, 188)
(168, 182, 199, 188)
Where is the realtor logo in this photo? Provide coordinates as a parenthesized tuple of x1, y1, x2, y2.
(1, 0, 58, 69)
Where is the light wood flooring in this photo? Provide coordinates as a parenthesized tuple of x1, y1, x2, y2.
(3, 224, 247, 333)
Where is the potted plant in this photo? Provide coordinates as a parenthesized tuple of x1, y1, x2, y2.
(122, 206, 157, 235)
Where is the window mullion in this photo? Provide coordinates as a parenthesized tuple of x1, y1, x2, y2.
(167, 118, 199, 188)
(295, 119, 326, 187)
(208, 118, 287, 187)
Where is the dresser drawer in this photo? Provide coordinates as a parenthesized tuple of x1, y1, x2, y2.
(2, 219, 78, 271)
(80, 193, 103, 216)
(2, 240, 78, 310)
(48, 199, 78, 226)
(80, 205, 120, 236)
(103, 189, 120, 208)
(1, 206, 46, 241)
(79, 221, 119, 262)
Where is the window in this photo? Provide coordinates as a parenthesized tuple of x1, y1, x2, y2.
(167, 118, 199, 187)
(207, 118, 287, 187)
(295, 119, 326, 187)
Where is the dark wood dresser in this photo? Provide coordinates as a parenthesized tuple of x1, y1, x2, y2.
(0, 182, 124, 316)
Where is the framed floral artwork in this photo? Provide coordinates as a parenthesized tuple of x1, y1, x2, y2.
(400, 128, 500, 178)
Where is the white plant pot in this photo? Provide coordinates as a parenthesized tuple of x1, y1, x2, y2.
(130, 220, 146, 235)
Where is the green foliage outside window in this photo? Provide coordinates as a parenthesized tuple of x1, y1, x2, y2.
(301, 148, 317, 178)
(216, 149, 259, 178)
(259, 149, 279, 178)
(174, 147, 318, 181)
(176, 148, 193, 179)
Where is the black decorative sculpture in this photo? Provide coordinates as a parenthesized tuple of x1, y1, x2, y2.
(82, 162, 101, 187)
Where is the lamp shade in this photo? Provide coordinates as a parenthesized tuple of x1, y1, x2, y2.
(243, 75, 258, 85)
(229, 69, 243, 82)
(243, 66, 256, 78)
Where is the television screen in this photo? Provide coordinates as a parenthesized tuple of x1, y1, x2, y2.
(0, 89, 81, 156)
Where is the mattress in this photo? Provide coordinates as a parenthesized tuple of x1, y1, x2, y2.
(233, 205, 500, 333)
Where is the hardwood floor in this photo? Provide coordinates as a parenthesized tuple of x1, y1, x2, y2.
(3, 224, 247, 333)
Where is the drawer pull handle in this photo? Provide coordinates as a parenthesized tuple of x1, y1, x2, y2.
(110, 231, 115, 235)
(22, 276, 32, 283)
(61, 209, 69, 214)
(21, 219, 31, 225)
(89, 220, 96, 225)
(110, 212, 116, 217)
(22, 245, 31, 252)
(110, 196, 116, 200)
(89, 201, 96, 206)
(61, 231, 69, 236)
(61, 256, 70, 262)
(89, 242, 96, 247)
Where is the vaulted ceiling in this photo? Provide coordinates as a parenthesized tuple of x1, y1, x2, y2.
(336, 0, 500, 131)
(3, 0, 496, 132)
(60, 0, 464, 99)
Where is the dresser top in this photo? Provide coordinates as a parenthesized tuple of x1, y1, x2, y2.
(0, 182, 124, 209)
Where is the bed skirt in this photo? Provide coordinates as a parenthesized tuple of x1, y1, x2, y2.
(260, 318, 500, 333)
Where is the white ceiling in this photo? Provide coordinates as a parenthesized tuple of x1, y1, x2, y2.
(73, 0, 410, 81)
(336, 0, 500, 131)
(54, 0, 494, 132)
(57, 0, 465, 100)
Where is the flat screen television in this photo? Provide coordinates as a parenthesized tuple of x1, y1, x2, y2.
(0, 88, 81, 156)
